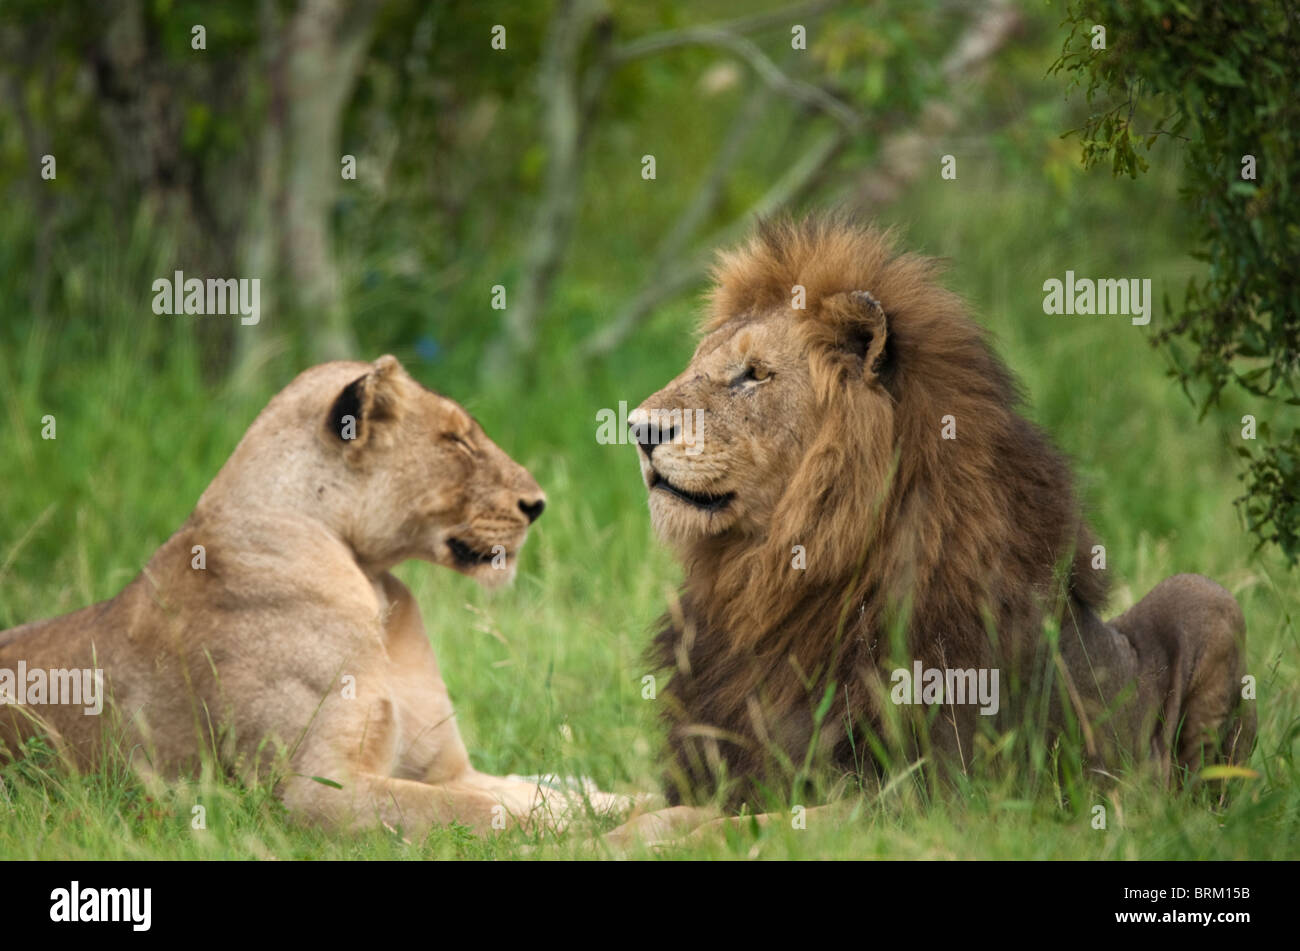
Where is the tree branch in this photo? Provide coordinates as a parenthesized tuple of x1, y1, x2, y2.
(614, 0, 844, 59)
(581, 0, 1023, 359)
(489, 0, 850, 369)
(581, 126, 847, 358)
(849, 0, 1020, 207)
(614, 21, 862, 132)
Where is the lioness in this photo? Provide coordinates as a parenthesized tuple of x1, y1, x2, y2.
(0, 355, 619, 835)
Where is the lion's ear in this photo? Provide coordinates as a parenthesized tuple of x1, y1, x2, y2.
(324, 354, 405, 450)
(825, 290, 890, 378)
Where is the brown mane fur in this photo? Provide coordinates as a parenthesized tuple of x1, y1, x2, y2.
(652, 214, 1108, 805)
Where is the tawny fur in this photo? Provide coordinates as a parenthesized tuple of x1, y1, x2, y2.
(0, 355, 627, 834)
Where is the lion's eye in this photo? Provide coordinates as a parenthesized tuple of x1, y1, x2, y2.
(732, 363, 771, 387)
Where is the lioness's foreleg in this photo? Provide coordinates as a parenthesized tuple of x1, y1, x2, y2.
(281, 691, 627, 837)
(281, 771, 535, 836)
(600, 805, 721, 850)
(601, 802, 853, 852)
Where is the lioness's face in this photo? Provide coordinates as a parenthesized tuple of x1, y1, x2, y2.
(414, 393, 546, 588)
(630, 314, 816, 545)
(324, 357, 545, 587)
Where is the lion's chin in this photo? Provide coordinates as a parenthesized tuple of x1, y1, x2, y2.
(647, 490, 738, 544)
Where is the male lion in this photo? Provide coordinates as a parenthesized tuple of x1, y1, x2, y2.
(613, 215, 1254, 838)
(0, 355, 621, 835)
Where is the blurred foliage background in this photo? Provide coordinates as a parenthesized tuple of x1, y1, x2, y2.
(1055, 0, 1299, 565)
(0, 0, 1296, 858)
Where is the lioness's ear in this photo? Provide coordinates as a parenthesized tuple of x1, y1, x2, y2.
(824, 290, 890, 378)
(325, 354, 405, 451)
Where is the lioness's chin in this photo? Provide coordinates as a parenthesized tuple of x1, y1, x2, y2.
(437, 537, 521, 589)
(465, 560, 518, 590)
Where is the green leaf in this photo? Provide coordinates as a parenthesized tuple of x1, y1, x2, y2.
(1199, 765, 1260, 781)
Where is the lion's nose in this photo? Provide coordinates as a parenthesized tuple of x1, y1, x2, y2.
(518, 496, 546, 523)
(631, 415, 677, 458)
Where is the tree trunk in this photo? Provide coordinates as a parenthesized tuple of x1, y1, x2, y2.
(480, 0, 611, 382)
(280, 0, 379, 364)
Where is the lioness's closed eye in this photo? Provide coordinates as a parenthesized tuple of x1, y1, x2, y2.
(0, 354, 627, 835)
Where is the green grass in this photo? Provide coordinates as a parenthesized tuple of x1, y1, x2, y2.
(2, 138, 1298, 860)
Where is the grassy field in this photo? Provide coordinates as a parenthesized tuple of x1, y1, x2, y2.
(2, 138, 1298, 860)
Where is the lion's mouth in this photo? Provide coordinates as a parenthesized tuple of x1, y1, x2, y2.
(649, 471, 735, 512)
(447, 537, 501, 567)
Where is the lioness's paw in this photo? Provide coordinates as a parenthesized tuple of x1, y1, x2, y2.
(506, 774, 647, 820)
(601, 805, 722, 851)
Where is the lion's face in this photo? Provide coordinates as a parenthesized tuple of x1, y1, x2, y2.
(321, 357, 545, 587)
(629, 313, 818, 546)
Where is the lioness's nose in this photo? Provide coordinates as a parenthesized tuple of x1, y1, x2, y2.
(518, 495, 546, 523)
